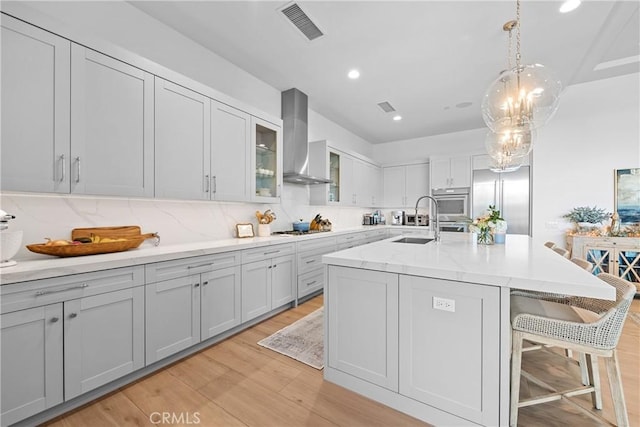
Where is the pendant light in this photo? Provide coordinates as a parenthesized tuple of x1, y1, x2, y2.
(481, 0, 562, 170)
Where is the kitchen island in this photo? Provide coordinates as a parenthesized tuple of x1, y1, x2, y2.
(322, 233, 615, 427)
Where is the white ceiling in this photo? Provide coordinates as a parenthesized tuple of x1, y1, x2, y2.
(130, 1, 639, 144)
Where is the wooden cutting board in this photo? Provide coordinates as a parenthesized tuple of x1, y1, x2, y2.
(71, 225, 158, 242)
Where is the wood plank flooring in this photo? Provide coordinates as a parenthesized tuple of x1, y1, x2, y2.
(44, 296, 640, 427)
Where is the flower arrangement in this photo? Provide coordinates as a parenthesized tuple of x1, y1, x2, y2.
(469, 205, 507, 244)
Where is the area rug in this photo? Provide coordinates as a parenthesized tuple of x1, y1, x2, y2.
(258, 307, 324, 369)
(628, 311, 640, 326)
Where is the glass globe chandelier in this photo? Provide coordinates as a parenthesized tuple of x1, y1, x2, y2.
(481, 0, 562, 171)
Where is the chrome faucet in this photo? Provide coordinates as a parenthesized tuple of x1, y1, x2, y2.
(415, 195, 440, 242)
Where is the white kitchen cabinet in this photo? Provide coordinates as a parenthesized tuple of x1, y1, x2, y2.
(383, 163, 429, 207)
(1, 15, 70, 193)
(309, 141, 381, 206)
(211, 101, 251, 201)
(241, 244, 295, 322)
(398, 275, 500, 425)
(145, 275, 201, 364)
(1, 305, 63, 427)
(201, 266, 242, 339)
(70, 44, 154, 197)
(327, 266, 399, 391)
(296, 236, 337, 300)
(252, 117, 283, 202)
(154, 77, 211, 200)
(0, 266, 144, 426)
(64, 286, 144, 400)
(430, 156, 470, 189)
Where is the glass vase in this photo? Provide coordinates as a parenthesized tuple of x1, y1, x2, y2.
(477, 228, 494, 245)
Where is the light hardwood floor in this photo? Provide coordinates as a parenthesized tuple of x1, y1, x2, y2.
(45, 296, 640, 427)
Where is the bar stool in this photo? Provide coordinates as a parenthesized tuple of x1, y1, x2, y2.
(553, 247, 571, 258)
(510, 273, 635, 426)
(571, 257, 594, 273)
(544, 241, 557, 249)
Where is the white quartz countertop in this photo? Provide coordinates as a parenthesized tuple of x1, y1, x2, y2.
(323, 233, 616, 300)
(0, 226, 379, 285)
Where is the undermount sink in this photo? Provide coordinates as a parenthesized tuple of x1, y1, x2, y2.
(392, 237, 434, 244)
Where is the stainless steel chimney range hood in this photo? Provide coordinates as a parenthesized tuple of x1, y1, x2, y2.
(281, 88, 331, 185)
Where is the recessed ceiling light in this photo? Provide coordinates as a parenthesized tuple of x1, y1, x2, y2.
(393, 115, 402, 121)
(348, 69, 360, 79)
(559, 0, 581, 13)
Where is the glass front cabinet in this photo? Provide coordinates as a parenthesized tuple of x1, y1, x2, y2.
(251, 117, 282, 202)
(568, 236, 640, 289)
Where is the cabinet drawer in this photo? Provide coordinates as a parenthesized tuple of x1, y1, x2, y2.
(298, 269, 324, 299)
(296, 236, 337, 253)
(336, 232, 367, 245)
(241, 243, 295, 264)
(145, 251, 240, 283)
(1, 266, 144, 314)
(364, 228, 388, 242)
(297, 245, 336, 275)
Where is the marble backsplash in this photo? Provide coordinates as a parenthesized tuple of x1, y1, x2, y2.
(1, 185, 373, 261)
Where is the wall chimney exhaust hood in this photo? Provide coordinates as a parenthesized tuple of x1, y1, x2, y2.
(281, 88, 331, 185)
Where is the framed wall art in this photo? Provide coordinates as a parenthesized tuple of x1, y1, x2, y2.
(614, 168, 640, 224)
(236, 223, 255, 238)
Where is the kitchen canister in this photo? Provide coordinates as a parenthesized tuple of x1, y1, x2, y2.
(257, 223, 271, 237)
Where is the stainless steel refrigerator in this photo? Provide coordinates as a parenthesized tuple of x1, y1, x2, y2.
(472, 166, 530, 235)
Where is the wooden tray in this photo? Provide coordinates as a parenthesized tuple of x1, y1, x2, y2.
(27, 237, 146, 257)
(71, 225, 158, 242)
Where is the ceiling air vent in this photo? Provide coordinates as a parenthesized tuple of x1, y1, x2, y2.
(280, 3, 324, 41)
(377, 101, 396, 113)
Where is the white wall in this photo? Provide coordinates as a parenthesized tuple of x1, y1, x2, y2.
(309, 109, 374, 158)
(371, 128, 485, 166)
(532, 73, 640, 247)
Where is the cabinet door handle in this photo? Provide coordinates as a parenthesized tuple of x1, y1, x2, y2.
(75, 157, 81, 183)
(188, 263, 213, 269)
(205, 175, 210, 193)
(272, 264, 277, 268)
(50, 317, 60, 323)
(202, 281, 209, 286)
(194, 283, 200, 288)
(35, 283, 88, 296)
(305, 259, 316, 264)
(69, 313, 78, 319)
(58, 154, 66, 182)
(213, 176, 217, 194)
(306, 280, 317, 287)
(268, 265, 272, 269)
(263, 250, 280, 255)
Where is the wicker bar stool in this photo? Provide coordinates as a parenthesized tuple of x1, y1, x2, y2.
(553, 246, 571, 258)
(510, 273, 635, 426)
(544, 241, 557, 249)
(571, 257, 594, 273)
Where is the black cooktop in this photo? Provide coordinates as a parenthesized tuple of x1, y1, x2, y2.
(271, 229, 331, 236)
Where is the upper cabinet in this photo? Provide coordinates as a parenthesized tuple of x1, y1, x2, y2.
(309, 141, 381, 207)
(211, 101, 251, 202)
(382, 163, 429, 208)
(251, 117, 282, 202)
(154, 78, 211, 200)
(1, 13, 281, 203)
(71, 45, 154, 197)
(430, 156, 471, 190)
(1, 15, 70, 193)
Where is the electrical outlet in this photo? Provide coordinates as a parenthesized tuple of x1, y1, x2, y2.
(433, 296, 455, 312)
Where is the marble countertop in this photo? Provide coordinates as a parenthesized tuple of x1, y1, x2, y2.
(0, 226, 379, 285)
(323, 233, 616, 300)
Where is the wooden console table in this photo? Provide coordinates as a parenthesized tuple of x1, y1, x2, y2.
(567, 235, 640, 290)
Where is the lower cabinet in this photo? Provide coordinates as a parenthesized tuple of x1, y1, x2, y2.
(325, 266, 501, 426)
(145, 253, 242, 364)
(398, 275, 500, 426)
(1, 305, 63, 427)
(241, 254, 295, 322)
(0, 267, 144, 427)
(326, 266, 399, 391)
(145, 275, 202, 364)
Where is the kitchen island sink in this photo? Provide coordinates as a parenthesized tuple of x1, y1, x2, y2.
(392, 237, 433, 244)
